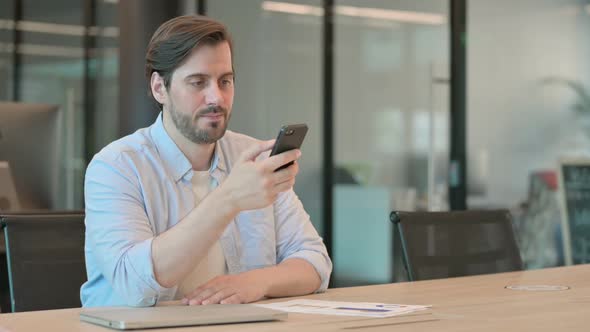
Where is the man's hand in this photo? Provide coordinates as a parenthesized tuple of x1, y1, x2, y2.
(219, 139, 301, 212)
(181, 259, 322, 306)
(181, 273, 267, 305)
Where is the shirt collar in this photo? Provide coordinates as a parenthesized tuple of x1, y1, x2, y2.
(149, 112, 227, 182)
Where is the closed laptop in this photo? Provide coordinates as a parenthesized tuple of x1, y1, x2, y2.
(79, 304, 287, 330)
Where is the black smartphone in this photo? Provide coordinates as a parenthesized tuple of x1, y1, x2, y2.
(269, 124, 308, 171)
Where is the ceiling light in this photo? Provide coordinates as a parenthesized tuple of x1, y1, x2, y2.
(0, 19, 118, 37)
(261, 1, 446, 25)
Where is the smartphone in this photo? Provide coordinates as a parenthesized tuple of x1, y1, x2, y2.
(269, 124, 308, 171)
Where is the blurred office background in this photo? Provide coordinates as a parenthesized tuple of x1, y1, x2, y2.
(1, 0, 589, 286)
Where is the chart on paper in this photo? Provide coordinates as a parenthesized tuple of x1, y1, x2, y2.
(254, 299, 431, 318)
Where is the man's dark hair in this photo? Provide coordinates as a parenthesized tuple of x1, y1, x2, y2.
(145, 15, 233, 109)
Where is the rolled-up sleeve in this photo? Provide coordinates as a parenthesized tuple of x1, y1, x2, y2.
(84, 155, 169, 306)
(274, 189, 332, 292)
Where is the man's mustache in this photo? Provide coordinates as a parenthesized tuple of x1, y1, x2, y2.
(198, 105, 227, 117)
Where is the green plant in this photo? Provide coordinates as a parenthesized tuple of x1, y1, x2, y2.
(542, 77, 590, 114)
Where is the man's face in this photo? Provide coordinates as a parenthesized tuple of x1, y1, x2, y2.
(162, 41, 234, 144)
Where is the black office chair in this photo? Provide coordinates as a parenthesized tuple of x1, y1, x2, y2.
(390, 210, 523, 281)
(1, 212, 86, 312)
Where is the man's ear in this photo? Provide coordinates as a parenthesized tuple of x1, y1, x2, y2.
(150, 71, 168, 105)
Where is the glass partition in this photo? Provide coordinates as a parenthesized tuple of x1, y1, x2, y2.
(468, 0, 590, 268)
(0, 0, 15, 100)
(332, 0, 449, 286)
(208, 0, 325, 234)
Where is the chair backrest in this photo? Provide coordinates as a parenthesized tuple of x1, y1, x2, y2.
(390, 210, 523, 281)
(1, 212, 86, 312)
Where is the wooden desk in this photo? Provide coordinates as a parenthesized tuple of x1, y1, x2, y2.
(1, 264, 588, 331)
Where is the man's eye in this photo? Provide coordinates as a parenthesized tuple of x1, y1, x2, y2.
(190, 81, 205, 87)
(221, 79, 233, 86)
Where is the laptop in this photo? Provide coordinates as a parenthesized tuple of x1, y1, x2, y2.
(79, 304, 287, 330)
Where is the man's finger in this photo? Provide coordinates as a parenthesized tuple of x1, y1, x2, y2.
(188, 287, 218, 305)
(270, 162, 298, 184)
(220, 294, 243, 305)
(274, 178, 295, 193)
(182, 281, 212, 304)
(261, 149, 301, 172)
(238, 139, 275, 163)
(202, 288, 235, 305)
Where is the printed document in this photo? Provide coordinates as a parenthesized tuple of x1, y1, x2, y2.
(254, 299, 430, 318)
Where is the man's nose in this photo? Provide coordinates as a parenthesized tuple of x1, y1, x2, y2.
(205, 83, 223, 104)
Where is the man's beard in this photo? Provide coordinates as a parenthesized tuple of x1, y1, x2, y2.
(168, 103, 230, 144)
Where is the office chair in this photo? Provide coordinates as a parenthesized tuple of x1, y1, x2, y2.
(1, 212, 86, 312)
(390, 210, 523, 281)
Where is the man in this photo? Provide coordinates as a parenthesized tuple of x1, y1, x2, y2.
(81, 15, 332, 307)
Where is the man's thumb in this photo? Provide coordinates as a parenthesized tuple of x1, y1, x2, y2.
(238, 139, 275, 162)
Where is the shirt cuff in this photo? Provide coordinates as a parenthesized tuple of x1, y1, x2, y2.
(285, 250, 332, 292)
(124, 237, 170, 306)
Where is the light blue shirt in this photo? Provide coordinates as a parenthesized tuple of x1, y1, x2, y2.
(81, 113, 332, 307)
